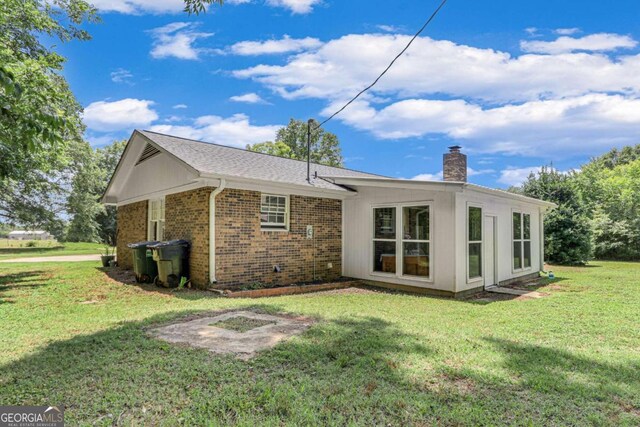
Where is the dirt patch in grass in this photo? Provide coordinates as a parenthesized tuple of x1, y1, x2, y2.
(210, 316, 275, 333)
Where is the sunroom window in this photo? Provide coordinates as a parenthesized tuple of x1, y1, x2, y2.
(468, 206, 482, 279)
(513, 212, 531, 270)
(260, 194, 289, 230)
(373, 204, 431, 279)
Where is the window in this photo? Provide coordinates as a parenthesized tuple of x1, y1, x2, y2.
(148, 198, 165, 241)
(402, 206, 430, 278)
(260, 194, 289, 230)
(468, 206, 482, 279)
(513, 211, 531, 270)
(373, 207, 396, 273)
(373, 204, 431, 279)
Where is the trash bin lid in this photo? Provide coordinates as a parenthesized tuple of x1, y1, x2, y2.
(127, 240, 160, 249)
(147, 239, 190, 248)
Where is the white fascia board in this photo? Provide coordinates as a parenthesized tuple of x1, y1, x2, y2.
(109, 181, 212, 207)
(197, 173, 357, 200)
(462, 184, 557, 209)
(320, 176, 464, 193)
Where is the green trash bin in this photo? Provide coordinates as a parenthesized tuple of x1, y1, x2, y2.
(126, 241, 159, 283)
(148, 240, 190, 288)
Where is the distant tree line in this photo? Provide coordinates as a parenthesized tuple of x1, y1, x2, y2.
(511, 145, 640, 264)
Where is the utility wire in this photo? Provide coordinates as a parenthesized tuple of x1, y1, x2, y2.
(314, 0, 449, 130)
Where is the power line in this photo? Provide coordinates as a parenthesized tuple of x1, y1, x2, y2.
(314, 0, 449, 130)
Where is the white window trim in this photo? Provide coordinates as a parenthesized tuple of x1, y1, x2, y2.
(370, 201, 434, 283)
(512, 210, 533, 273)
(147, 197, 165, 241)
(260, 194, 290, 232)
(466, 203, 484, 284)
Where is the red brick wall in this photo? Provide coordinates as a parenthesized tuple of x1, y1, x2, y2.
(116, 201, 148, 269)
(164, 187, 212, 287)
(116, 187, 343, 289)
(214, 189, 342, 288)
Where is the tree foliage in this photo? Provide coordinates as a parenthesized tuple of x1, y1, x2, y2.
(517, 167, 593, 265)
(247, 119, 344, 167)
(0, 0, 96, 235)
(513, 144, 640, 264)
(183, 0, 223, 15)
(67, 140, 126, 243)
(0, 0, 97, 179)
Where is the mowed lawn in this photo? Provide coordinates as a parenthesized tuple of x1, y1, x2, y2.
(0, 240, 113, 261)
(0, 261, 638, 426)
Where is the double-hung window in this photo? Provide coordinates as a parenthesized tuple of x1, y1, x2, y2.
(373, 204, 431, 279)
(148, 198, 165, 241)
(513, 211, 531, 270)
(260, 194, 289, 231)
(468, 206, 483, 279)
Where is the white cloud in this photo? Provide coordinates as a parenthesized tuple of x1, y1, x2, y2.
(149, 114, 280, 148)
(321, 94, 640, 156)
(498, 166, 542, 186)
(521, 33, 637, 54)
(233, 32, 640, 157)
(377, 25, 400, 33)
(411, 167, 493, 182)
(554, 28, 580, 36)
(229, 35, 322, 55)
(234, 33, 640, 104)
(148, 22, 213, 60)
(89, 0, 318, 14)
(88, 0, 184, 14)
(83, 98, 158, 132)
(172, 104, 188, 109)
(110, 68, 133, 84)
(412, 171, 443, 181)
(229, 93, 268, 104)
(265, 0, 321, 14)
(525, 27, 538, 36)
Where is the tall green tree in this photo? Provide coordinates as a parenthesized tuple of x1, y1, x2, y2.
(0, 0, 96, 233)
(515, 167, 593, 265)
(247, 119, 344, 167)
(95, 140, 126, 244)
(67, 140, 126, 243)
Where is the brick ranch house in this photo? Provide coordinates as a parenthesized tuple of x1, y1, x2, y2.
(103, 130, 556, 297)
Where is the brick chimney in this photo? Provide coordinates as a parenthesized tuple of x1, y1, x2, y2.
(443, 145, 467, 182)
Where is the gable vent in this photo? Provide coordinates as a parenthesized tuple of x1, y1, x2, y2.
(136, 143, 161, 165)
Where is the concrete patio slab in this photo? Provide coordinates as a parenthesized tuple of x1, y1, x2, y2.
(149, 311, 313, 360)
(487, 286, 545, 299)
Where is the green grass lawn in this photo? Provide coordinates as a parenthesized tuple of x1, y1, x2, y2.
(0, 261, 638, 425)
(0, 240, 114, 260)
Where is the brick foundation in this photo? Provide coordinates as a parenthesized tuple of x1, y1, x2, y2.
(116, 200, 148, 269)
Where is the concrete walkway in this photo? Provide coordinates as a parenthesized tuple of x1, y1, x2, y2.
(487, 286, 545, 299)
(0, 254, 102, 263)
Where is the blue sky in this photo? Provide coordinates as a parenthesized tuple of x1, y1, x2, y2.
(60, 0, 640, 188)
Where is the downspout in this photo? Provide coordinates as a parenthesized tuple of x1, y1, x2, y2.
(209, 179, 226, 284)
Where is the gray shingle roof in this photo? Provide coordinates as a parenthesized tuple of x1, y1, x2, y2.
(138, 130, 384, 192)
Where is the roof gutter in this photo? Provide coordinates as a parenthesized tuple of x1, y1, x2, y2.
(209, 179, 226, 284)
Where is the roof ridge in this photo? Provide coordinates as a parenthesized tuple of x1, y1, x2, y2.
(139, 129, 387, 178)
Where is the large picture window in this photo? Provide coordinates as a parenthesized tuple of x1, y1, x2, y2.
(148, 198, 165, 241)
(260, 194, 289, 230)
(513, 211, 531, 270)
(373, 204, 430, 279)
(468, 206, 482, 279)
